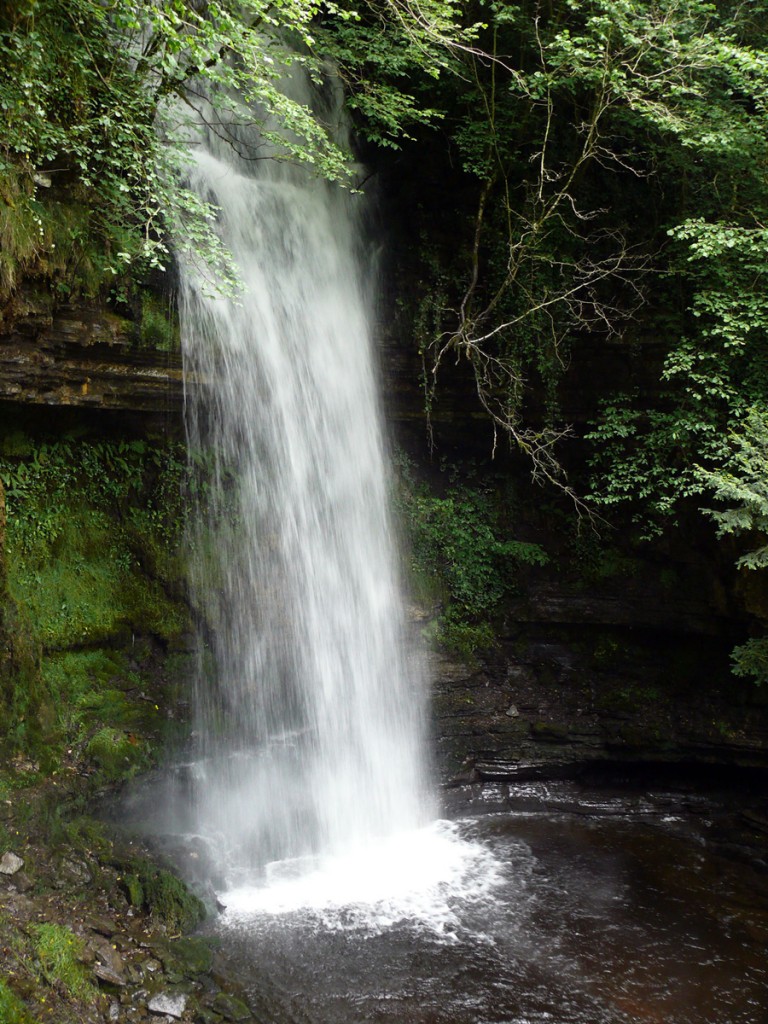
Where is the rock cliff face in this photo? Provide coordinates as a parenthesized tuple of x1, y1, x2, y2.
(430, 618, 768, 784)
(381, 302, 768, 782)
(0, 294, 185, 413)
(2, 292, 767, 782)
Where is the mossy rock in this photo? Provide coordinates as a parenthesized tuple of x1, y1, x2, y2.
(211, 992, 252, 1021)
(0, 599, 54, 768)
(145, 868, 206, 933)
(157, 936, 215, 976)
(196, 1008, 225, 1024)
(118, 859, 205, 933)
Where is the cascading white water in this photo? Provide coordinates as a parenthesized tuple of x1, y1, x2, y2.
(178, 74, 434, 883)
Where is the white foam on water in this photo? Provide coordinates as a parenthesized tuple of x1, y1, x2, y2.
(219, 819, 506, 938)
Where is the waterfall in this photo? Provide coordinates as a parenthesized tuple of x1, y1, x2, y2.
(178, 74, 433, 882)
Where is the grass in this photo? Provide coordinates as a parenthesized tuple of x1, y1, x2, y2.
(29, 924, 94, 1001)
(0, 980, 40, 1024)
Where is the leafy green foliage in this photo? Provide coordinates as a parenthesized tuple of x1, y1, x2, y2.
(139, 294, 180, 352)
(315, 0, 480, 148)
(0, 0, 464, 302)
(727, 636, 768, 686)
(694, 406, 768, 683)
(373, 0, 768, 515)
(586, 400, 729, 538)
(0, 0, 360, 295)
(699, 407, 768, 569)
(590, 218, 768, 531)
(396, 458, 547, 654)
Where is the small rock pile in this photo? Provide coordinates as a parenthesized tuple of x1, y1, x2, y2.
(0, 841, 255, 1024)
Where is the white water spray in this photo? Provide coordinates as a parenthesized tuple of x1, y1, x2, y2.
(178, 75, 434, 884)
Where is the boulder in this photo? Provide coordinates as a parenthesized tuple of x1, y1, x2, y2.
(0, 851, 24, 875)
(148, 991, 188, 1018)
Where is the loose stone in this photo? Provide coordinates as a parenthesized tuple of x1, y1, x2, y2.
(148, 992, 188, 1018)
(94, 962, 127, 987)
(0, 851, 24, 874)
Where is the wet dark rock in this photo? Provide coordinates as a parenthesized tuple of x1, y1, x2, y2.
(0, 296, 187, 413)
(741, 809, 768, 834)
(10, 871, 34, 892)
(530, 721, 572, 744)
(89, 932, 127, 987)
(87, 915, 119, 937)
(94, 961, 128, 987)
(56, 855, 93, 886)
(433, 622, 768, 783)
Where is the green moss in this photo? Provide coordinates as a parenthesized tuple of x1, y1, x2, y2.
(0, 432, 193, 771)
(123, 873, 144, 908)
(35, 650, 162, 780)
(0, 435, 190, 773)
(86, 727, 149, 781)
(0, 598, 52, 764)
(29, 923, 94, 1001)
(9, 511, 187, 649)
(0, 432, 35, 459)
(163, 936, 214, 975)
(42, 650, 129, 722)
(0, 980, 39, 1024)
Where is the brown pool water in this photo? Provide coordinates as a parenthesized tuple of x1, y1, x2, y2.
(210, 783, 768, 1024)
